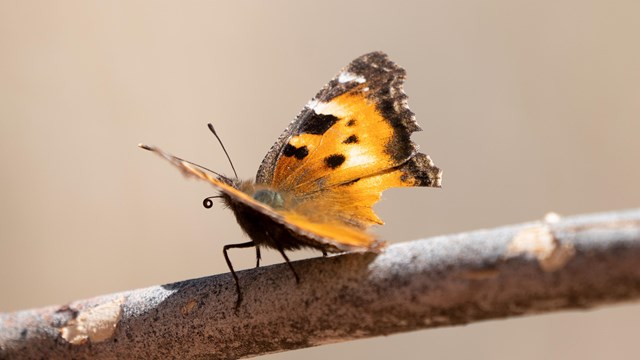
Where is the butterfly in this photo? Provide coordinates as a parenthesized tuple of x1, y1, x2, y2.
(140, 51, 442, 307)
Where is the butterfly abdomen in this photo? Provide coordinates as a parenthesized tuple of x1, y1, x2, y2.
(221, 190, 345, 253)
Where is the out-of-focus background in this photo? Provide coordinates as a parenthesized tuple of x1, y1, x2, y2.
(1, 1, 639, 359)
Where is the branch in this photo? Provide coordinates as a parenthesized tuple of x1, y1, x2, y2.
(2, 208, 640, 359)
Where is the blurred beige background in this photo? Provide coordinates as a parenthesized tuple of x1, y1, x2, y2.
(1, 1, 639, 359)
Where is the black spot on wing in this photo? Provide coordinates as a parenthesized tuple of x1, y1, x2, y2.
(324, 154, 346, 169)
(297, 112, 339, 135)
(346, 119, 356, 127)
(342, 135, 359, 144)
(282, 144, 309, 160)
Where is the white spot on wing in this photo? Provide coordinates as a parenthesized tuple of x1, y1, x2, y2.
(345, 148, 375, 167)
(306, 98, 319, 110)
(313, 101, 348, 117)
(338, 72, 366, 84)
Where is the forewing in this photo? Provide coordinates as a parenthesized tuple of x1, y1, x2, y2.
(256, 51, 421, 192)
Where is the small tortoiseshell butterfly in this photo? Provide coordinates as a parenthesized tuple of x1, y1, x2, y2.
(140, 51, 442, 307)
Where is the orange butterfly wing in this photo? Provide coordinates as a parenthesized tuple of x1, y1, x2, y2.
(271, 90, 407, 192)
(256, 52, 441, 246)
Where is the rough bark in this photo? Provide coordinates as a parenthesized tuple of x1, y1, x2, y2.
(1, 208, 639, 359)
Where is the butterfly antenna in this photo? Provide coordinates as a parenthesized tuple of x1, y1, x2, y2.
(207, 123, 239, 179)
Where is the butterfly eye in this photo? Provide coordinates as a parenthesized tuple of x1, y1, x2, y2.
(252, 189, 284, 209)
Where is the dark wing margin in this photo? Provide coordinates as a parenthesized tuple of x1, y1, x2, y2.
(400, 153, 442, 187)
(256, 51, 421, 185)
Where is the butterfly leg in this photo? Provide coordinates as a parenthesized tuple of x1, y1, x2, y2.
(276, 247, 300, 284)
(223, 241, 256, 309)
(255, 246, 261, 268)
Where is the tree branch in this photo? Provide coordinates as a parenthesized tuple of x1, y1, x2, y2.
(2, 208, 640, 359)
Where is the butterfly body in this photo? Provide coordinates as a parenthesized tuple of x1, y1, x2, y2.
(219, 180, 325, 253)
(141, 51, 442, 307)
